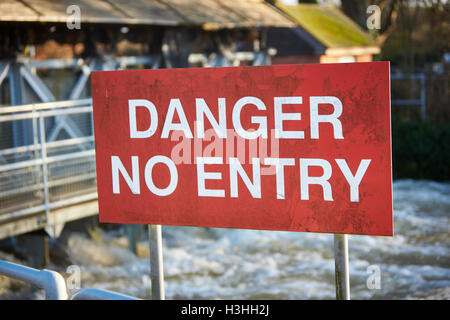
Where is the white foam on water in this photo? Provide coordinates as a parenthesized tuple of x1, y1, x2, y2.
(0, 179, 449, 299)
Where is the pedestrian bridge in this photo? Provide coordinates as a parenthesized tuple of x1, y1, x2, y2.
(0, 98, 97, 239)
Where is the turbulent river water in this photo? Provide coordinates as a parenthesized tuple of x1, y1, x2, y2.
(1, 179, 449, 299)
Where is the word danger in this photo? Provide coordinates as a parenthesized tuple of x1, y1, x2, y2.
(111, 96, 371, 202)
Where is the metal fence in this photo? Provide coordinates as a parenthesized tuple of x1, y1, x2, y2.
(390, 73, 426, 120)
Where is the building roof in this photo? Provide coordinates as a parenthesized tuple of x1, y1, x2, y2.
(0, 0, 295, 30)
(276, 3, 380, 56)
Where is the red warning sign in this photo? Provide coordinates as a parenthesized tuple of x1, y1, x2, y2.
(91, 62, 393, 236)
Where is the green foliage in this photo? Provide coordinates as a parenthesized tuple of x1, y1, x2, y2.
(392, 117, 450, 181)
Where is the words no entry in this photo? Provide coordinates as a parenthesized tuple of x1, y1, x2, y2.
(112, 96, 371, 203)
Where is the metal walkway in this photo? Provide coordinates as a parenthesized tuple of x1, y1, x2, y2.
(0, 98, 98, 239)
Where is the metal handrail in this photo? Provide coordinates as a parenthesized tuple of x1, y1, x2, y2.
(0, 98, 92, 114)
(0, 136, 95, 157)
(0, 149, 95, 172)
(72, 288, 139, 300)
(0, 260, 140, 300)
(0, 260, 68, 300)
(0, 106, 93, 122)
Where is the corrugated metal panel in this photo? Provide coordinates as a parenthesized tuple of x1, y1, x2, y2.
(106, 0, 182, 25)
(0, 0, 295, 28)
(0, 0, 179, 25)
(163, 0, 296, 30)
(0, 0, 40, 22)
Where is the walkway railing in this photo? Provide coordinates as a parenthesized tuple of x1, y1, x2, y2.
(0, 260, 67, 300)
(0, 260, 139, 300)
(0, 99, 97, 230)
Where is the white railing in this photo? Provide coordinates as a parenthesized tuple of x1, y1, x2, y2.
(72, 288, 139, 300)
(0, 260, 68, 300)
(0, 260, 139, 300)
(0, 99, 97, 225)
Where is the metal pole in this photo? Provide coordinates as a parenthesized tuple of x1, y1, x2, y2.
(39, 114, 50, 222)
(149, 224, 165, 300)
(333, 234, 350, 300)
(32, 104, 41, 193)
(127, 224, 141, 255)
(419, 74, 426, 121)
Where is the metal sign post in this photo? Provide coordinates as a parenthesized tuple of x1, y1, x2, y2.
(149, 224, 165, 300)
(334, 234, 350, 300)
